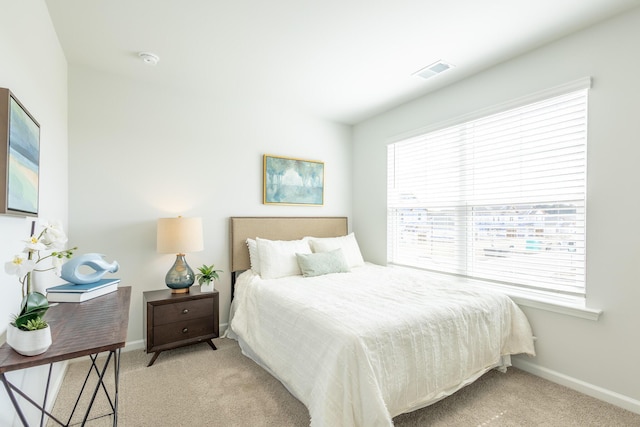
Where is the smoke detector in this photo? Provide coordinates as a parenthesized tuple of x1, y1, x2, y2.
(138, 52, 160, 66)
(413, 60, 454, 80)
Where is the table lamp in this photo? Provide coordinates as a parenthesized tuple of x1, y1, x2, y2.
(157, 216, 204, 293)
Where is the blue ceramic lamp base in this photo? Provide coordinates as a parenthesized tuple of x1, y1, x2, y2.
(165, 254, 195, 293)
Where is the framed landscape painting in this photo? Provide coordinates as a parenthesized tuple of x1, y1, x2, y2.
(0, 88, 40, 216)
(263, 154, 324, 205)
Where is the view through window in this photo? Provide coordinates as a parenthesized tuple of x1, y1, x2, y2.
(387, 86, 588, 300)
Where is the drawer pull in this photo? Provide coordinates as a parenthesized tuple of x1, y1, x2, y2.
(182, 328, 188, 333)
(182, 309, 189, 314)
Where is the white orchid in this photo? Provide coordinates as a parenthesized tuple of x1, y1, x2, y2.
(51, 256, 65, 276)
(40, 220, 69, 249)
(24, 235, 47, 252)
(5, 220, 77, 297)
(5, 254, 36, 278)
(6, 220, 77, 331)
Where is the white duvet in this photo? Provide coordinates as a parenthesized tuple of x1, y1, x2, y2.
(228, 264, 535, 427)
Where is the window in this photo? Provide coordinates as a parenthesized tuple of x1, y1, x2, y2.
(387, 83, 588, 303)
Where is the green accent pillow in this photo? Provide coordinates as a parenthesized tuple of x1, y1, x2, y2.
(295, 249, 350, 277)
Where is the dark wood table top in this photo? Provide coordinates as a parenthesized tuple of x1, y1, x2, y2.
(0, 286, 131, 374)
(143, 285, 217, 304)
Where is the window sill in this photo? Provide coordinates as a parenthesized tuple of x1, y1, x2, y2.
(470, 280, 602, 321)
(507, 294, 602, 321)
(389, 264, 602, 321)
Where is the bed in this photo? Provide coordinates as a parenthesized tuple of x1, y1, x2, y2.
(226, 217, 535, 427)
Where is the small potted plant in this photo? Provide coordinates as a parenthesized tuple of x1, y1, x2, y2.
(4, 220, 76, 356)
(195, 264, 222, 293)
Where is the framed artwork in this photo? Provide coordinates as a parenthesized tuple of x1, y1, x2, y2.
(0, 88, 40, 216)
(263, 154, 324, 205)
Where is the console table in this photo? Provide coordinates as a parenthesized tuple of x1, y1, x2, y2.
(0, 286, 131, 427)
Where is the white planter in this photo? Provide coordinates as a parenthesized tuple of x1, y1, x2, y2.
(200, 281, 214, 293)
(6, 323, 52, 356)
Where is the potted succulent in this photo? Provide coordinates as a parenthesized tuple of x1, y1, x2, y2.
(195, 264, 222, 293)
(4, 220, 76, 356)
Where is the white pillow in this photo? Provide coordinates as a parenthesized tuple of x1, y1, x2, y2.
(246, 238, 261, 274)
(308, 233, 365, 268)
(256, 237, 312, 279)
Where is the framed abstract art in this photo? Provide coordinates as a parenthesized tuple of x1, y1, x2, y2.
(263, 154, 324, 206)
(0, 88, 40, 216)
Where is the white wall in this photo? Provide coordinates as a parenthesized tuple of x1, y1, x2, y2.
(0, 1, 68, 424)
(67, 65, 352, 345)
(353, 7, 640, 412)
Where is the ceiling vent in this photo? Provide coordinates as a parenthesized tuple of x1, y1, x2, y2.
(413, 60, 454, 80)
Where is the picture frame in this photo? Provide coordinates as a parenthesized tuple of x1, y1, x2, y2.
(263, 154, 324, 206)
(0, 88, 40, 217)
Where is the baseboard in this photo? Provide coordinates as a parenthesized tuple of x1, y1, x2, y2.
(513, 358, 640, 415)
(123, 339, 145, 352)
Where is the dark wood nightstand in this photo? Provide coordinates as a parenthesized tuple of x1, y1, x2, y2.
(143, 286, 219, 366)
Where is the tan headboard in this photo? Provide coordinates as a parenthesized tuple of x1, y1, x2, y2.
(230, 217, 348, 273)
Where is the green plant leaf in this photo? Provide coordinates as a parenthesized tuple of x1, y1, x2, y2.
(195, 264, 222, 284)
(23, 317, 48, 330)
(15, 292, 50, 330)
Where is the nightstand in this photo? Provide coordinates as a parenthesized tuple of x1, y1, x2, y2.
(143, 286, 219, 367)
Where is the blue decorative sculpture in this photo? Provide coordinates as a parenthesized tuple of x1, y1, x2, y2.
(60, 253, 119, 284)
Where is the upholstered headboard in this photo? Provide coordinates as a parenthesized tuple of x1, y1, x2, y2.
(229, 216, 348, 273)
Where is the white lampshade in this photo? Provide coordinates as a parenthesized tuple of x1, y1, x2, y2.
(157, 217, 204, 254)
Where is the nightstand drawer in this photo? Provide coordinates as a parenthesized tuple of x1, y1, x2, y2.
(153, 317, 215, 347)
(153, 298, 213, 326)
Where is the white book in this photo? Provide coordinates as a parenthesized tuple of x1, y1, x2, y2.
(46, 282, 119, 303)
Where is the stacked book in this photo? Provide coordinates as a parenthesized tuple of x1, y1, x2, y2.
(46, 278, 120, 303)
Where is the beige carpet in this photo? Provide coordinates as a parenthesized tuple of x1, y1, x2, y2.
(48, 338, 640, 426)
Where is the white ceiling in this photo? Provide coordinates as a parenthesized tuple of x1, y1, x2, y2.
(45, 0, 639, 125)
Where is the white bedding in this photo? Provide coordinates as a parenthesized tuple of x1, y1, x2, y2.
(228, 263, 535, 427)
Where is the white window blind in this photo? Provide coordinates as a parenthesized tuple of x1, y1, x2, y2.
(387, 87, 588, 299)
